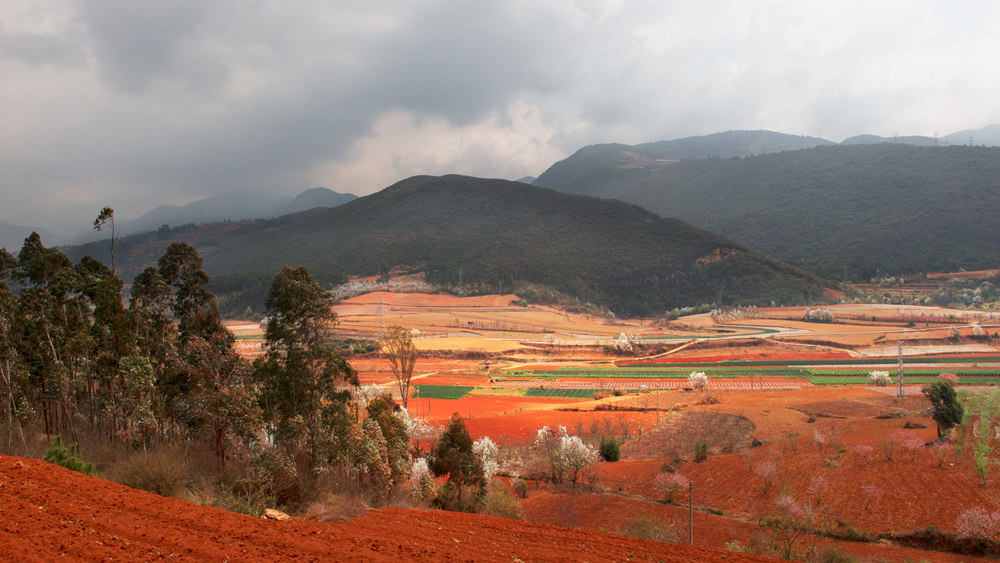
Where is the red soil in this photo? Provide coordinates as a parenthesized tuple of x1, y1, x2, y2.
(0, 455, 772, 563)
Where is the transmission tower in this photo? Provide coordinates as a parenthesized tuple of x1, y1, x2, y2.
(896, 340, 904, 399)
(376, 296, 386, 339)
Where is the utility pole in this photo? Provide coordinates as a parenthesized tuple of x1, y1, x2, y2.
(689, 482, 694, 545)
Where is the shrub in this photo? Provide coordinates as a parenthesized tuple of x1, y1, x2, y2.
(653, 471, 689, 503)
(115, 450, 190, 497)
(511, 478, 528, 499)
(868, 370, 892, 386)
(877, 434, 897, 461)
(693, 441, 709, 462)
(43, 436, 95, 476)
(599, 435, 620, 462)
(617, 515, 681, 543)
(480, 482, 523, 520)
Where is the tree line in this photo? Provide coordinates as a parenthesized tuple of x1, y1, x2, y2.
(0, 227, 422, 507)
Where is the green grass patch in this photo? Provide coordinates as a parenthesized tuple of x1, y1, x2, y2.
(412, 385, 474, 400)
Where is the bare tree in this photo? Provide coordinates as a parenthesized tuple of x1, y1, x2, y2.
(381, 325, 420, 410)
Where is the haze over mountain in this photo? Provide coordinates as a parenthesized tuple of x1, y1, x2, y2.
(64, 175, 824, 317)
(534, 139, 1000, 279)
(0, 222, 67, 255)
(116, 187, 358, 237)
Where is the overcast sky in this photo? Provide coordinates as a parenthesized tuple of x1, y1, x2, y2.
(3, 0, 999, 237)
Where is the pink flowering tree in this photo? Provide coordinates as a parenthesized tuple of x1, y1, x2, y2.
(754, 459, 779, 494)
(854, 443, 874, 463)
(955, 506, 1000, 541)
(860, 484, 882, 512)
(654, 472, 690, 503)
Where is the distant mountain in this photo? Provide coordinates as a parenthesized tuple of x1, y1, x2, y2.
(67, 175, 826, 316)
(515, 176, 537, 184)
(941, 124, 1000, 147)
(119, 187, 358, 236)
(269, 187, 358, 217)
(534, 143, 1000, 278)
(840, 134, 948, 146)
(0, 222, 66, 253)
(533, 130, 834, 197)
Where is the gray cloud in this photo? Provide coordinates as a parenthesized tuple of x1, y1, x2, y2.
(1, 0, 999, 238)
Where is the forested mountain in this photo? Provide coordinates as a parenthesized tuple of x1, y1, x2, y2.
(533, 130, 834, 195)
(63, 175, 826, 317)
(534, 143, 1000, 279)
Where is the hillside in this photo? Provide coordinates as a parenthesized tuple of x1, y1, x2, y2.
(534, 143, 1000, 278)
(534, 130, 834, 196)
(0, 455, 772, 563)
(200, 175, 825, 316)
(62, 175, 825, 317)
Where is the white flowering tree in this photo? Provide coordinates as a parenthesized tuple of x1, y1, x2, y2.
(408, 458, 437, 504)
(473, 436, 501, 482)
(689, 371, 708, 391)
(558, 434, 600, 487)
(868, 370, 892, 386)
(532, 426, 599, 485)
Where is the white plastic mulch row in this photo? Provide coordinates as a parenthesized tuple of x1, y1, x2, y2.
(491, 379, 813, 390)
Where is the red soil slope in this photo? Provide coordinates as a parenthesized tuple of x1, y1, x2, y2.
(0, 455, 773, 563)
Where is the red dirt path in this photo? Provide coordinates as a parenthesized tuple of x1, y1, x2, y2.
(0, 455, 772, 563)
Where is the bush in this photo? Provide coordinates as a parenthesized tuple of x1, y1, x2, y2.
(43, 436, 95, 476)
(115, 450, 190, 497)
(511, 478, 528, 499)
(617, 515, 681, 543)
(694, 441, 709, 462)
(599, 435, 620, 462)
(480, 482, 523, 519)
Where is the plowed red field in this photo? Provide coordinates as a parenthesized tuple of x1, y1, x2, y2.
(0, 455, 773, 563)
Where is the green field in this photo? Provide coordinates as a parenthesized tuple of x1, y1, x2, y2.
(412, 385, 474, 400)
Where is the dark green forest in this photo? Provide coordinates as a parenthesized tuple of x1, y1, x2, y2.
(534, 143, 1000, 281)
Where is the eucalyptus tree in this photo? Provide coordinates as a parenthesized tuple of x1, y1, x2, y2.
(258, 265, 357, 469)
(0, 249, 26, 448)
